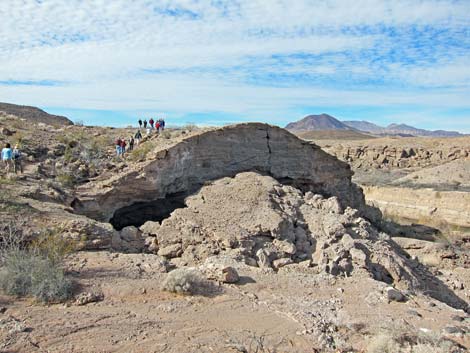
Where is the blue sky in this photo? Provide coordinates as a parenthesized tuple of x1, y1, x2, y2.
(0, 1, 469, 131)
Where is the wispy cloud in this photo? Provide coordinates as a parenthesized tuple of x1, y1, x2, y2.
(0, 0, 469, 130)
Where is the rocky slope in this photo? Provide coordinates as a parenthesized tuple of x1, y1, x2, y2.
(0, 102, 73, 127)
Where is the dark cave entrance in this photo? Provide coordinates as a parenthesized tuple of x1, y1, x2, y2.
(109, 193, 187, 230)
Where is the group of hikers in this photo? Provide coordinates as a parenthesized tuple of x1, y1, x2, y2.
(1, 143, 23, 174)
(115, 118, 166, 157)
(138, 118, 165, 133)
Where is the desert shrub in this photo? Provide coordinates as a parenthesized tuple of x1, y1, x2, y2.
(74, 120, 84, 126)
(183, 123, 197, 132)
(56, 172, 76, 187)
(366, 327, 464, 353)
(366, 333, 401, 353)
(161, 268, 204, 295)
(160, 130, 172, 139)
(0, 251, 72, 302)
(31, 229, 77, 264)
(63, 145, 74, 162)
(0, 225, 73, 303)
(128, 141, 154, 162)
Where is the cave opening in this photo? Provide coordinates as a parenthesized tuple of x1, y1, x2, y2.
(109, 192, 187, 230)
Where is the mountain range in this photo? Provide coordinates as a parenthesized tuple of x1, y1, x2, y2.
(286, 114, 464, 137)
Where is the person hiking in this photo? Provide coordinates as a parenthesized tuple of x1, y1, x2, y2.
(155, 121, 160, 133)
(12, 144, 23, 174)
(119, 138, 127, 156)
(138, 119, 142, 128)
(1, 143, 13, 173)
(129, 136, 134, 151)
(143, 119, 148, 128)
(115, 137, 122, 156)
(149, 118, 154, 130)
(134, 130, 142, 145)
(161, 119, 165, 130)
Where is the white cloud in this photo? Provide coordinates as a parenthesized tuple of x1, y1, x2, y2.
(0, 0, 469, 126)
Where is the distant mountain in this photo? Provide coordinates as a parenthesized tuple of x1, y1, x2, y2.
(288, 114, 464, 137)
(342, 120, 386, 134)
(384, 123, 462, 137)
(285, 114, 354, 131)
(0, 102, 73, 127)
(343, 120, 463, 137)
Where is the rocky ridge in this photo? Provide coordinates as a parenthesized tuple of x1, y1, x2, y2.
(0, 102, 73, 127)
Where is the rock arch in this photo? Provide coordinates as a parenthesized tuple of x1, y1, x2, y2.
(73, 123, 366, 225)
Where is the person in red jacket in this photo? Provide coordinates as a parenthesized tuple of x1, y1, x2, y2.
(120, 138, 127, 155)
(155, 121, 160, 133)
(149, 118, 154, 129)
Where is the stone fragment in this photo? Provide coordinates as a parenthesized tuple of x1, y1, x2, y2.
(349, 248, 367, 267)
(140, 221, 161, 235)
(158, 243, 183, 258)
(385, 287, 407, 302)
(256, 249, 271, 268)
(272, 257, 293, 269)
(74, 292, 104, 306)
(221, 267, 239, 283)
(113, 226, 145, 252)
(273, 239, 296, 255)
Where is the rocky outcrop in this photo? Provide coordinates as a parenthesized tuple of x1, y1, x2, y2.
(363, 185, 470, 228)
(139, 172, 468, 312)
(323, 138, 470, 171)
(73, 123, 367, 224)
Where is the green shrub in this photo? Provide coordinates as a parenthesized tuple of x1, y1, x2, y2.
(0, 250, 72, 302)
(56, 172, 76, 187)
(0, 225, 74, 303)
(128, 141, 154, 162)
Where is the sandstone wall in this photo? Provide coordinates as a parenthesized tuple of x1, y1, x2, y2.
(363, 185, 470, 228)
(323, 138, 470, 170)
(74, 123, 366, 222)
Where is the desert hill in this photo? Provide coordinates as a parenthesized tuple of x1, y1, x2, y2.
(285, 113, 354, 131)
(0, 102, 73, 127)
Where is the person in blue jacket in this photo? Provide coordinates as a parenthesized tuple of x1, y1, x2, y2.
(1, 143, 13, 173)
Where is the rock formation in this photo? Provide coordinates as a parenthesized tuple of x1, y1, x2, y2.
(73, 123, 368, 227)
(134, 172, 468, 312)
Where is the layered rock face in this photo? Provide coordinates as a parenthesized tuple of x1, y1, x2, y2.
(323, 138, 469, 171)
(74, 123, 367, 224)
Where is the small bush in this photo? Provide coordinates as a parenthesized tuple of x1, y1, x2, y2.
(366, 333, 401, 353)
(160, 130, 172, 139)
(366, 328, 464, 353)
(0, 251, 72, 302)
(0, 225, 73, 303)
(31, 229, 77, 264)
(128, 141, 154, 162)
(162, 268, 204, 295)
(56, 172, 76, 187)
(183, 123, 197, 132)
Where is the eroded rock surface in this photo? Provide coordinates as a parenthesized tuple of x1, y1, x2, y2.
(140, 172, 468, 312)
(74, 123, 368, 223)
